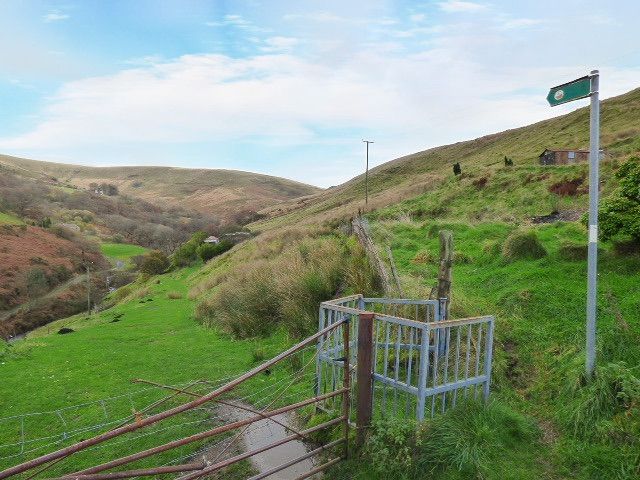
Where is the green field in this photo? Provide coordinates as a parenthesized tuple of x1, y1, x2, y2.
(0, 266, 311, 475)
(0, 212, 23, 225)
(100, 242, 149, 265)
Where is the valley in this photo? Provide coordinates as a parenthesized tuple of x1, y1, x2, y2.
(1, 86, 639, 479)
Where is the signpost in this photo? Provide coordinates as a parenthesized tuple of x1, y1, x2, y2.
(547, 70, 600, 378)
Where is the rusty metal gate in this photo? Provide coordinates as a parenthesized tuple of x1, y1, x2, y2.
(0, 320, 350, 480)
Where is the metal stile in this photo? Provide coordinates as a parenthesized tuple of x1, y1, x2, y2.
(317, 295, 495, 422)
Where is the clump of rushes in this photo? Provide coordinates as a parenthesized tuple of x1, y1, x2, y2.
(195, 234, 380, 339)
(501, 230, 547, 261)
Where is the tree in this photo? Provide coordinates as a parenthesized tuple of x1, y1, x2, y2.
(599, 157, 640, 242)
(197, 240, 233, 261)
(172, 231, 208, 267)
(26, 268, 49, 298)
(140, 250, 170, 275)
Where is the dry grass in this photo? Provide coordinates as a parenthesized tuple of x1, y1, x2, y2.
(0, 154, 320, 220)
(166, 291, 183, 299)
(194, 233, 379, 338)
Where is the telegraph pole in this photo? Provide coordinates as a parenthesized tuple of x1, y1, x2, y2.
(82, 250, 91, 315)
(362, 140, 374, 207)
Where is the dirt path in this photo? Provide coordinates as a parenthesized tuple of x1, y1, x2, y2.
(215, 401, 320, 479)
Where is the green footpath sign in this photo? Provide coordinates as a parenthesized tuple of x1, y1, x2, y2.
(547, 76, 592, 106)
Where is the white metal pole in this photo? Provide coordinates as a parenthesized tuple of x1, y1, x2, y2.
(585, 70, 600, 378)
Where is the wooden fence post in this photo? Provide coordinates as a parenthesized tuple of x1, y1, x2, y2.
(437, 230, 453, 319)
(356, 313, 374, 448)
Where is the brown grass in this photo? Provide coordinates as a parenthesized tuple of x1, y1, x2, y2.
(194, 233, 380, 338)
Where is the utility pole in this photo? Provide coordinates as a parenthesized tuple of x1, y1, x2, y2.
(362, 140, 374, 207)
(547, 70, 600, 378)
(82, 250, 91, 315)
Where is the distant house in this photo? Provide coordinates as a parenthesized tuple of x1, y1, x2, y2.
(539, 148, 605, 165)
(203, 235, 220, 244)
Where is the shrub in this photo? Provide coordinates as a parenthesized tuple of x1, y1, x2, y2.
(166, 291, 182, 299)
(599, 157, 640, 242)
(50, 225, 76, 241)
(502, 230, 547, 261)
(140, 251, 170, 275)
(173, 231, 208, 267)
(197, 240, 233, 262)
(612, 237, 640, 256)
(365, 418, 417, 477)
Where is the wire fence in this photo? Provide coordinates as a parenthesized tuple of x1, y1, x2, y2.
(0, 343, 322, 478)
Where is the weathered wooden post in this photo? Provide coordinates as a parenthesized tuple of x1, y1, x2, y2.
(342, 317, 351, 459)
(356, 312, 374, 448)
(437, 230, 453, 320)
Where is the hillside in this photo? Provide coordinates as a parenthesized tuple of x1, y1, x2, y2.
(252, 87, 640, 230)
(1, 87, 640, 479)
(0, 155, 321, 221)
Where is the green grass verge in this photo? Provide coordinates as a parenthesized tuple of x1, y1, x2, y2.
(350, 217, 640, 479)
(0, 212, 24, 225)
(100, 242, 149, 265)
(0, 266, 313, 474)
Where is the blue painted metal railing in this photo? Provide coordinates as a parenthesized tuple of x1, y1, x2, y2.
(316, 295, 495, 421)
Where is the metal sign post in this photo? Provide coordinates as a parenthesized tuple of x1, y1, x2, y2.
(547, 70, 600, 378)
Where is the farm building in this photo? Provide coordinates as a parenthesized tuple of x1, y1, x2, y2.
(539, 148, 606, 165)
(203, 235, 219, 244)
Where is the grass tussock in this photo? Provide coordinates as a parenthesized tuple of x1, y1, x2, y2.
(195, 234, 379, 338)
(332, 401, 539, 480)
(501, 230, 547, 261)
(559, 361, 640, 438)
(166, 291, 182, 299)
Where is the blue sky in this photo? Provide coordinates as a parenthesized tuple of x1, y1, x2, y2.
(1, 1, 639, 187)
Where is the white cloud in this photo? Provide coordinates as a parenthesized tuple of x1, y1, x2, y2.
(43, 11, 69, 22)
(438, 1, 487, 13)
(260, 36, 299, 52)
(205, 14, 267, 31)
(3, 1, 640, 186)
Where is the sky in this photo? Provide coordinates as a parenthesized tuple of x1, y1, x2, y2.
(1, 1, 639, 187)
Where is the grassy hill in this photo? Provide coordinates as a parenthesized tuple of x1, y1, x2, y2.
(1, 87, 640, 479)
(0, 155, 321, 222)
(252, 87, 640, 230)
